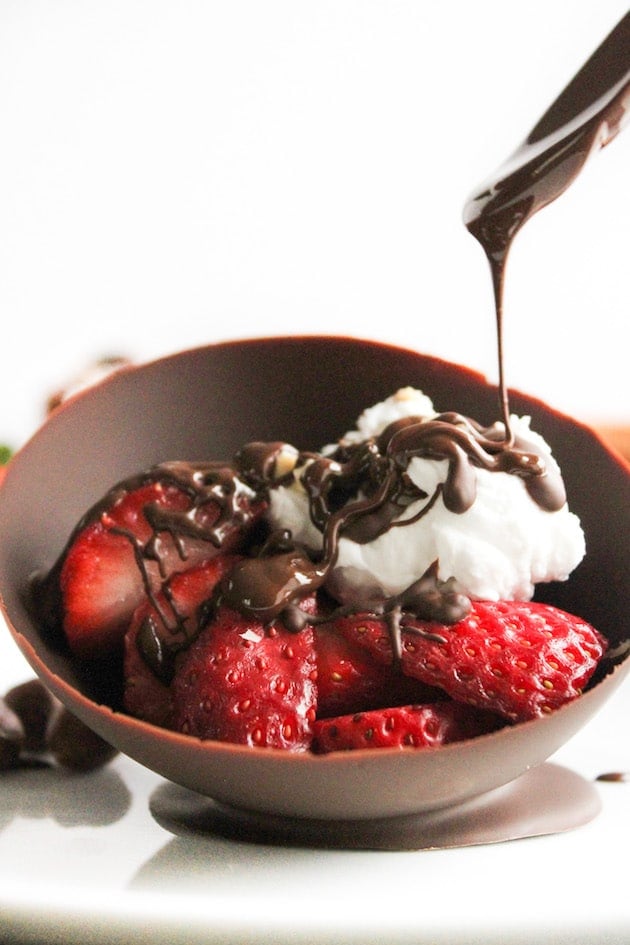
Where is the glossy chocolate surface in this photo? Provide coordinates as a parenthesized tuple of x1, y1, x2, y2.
(464, 12, 630, 431)
(0, 337, 628, 820)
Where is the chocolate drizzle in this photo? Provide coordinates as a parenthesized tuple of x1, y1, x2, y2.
(216, 405, 563, 632)
(379, 413, 565, 512)
(78, 460, 259, 555)
(30, 459, 262, 649)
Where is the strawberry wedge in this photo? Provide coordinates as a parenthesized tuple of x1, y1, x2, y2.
(58, 471, 263, 659)
(312, 702, 501, 753)
(335, 600, 606, 723)
(172, 602, 318, 750)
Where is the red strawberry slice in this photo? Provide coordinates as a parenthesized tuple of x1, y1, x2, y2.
(60, 482, 192, 658)
(123, 555, 237, 728)
(59, 476, 263, 659)
(335, 600, 606, 723)
(312, 702, 502, 753)
(314, 622, 444, 718)
(171, 602, 318, 750)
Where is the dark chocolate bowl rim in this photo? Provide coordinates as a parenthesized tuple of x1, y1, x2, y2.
(0, 334, 628, 821)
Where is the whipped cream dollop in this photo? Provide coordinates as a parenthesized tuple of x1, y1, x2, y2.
(268, 387, 585, 608)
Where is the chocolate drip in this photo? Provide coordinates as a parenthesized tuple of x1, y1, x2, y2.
(220, 530, 326, 624)
(354, 563, 469, 663)
(136, 612, 177, 683)
(464, 13, 630, 437)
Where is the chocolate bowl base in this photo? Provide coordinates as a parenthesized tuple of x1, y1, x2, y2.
(148, 763, 601, 851)
(0, 336, 629, 820)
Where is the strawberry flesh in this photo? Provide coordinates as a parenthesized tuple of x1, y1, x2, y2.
(171, 603, 318, 750)
(335, 600, 606, 722)
(58, 477, 263, 659)
(314, 621, 444, 717)
(123, 555, 237, 728)
(313, 701, 502, 753)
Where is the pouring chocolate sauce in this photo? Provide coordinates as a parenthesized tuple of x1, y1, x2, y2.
(464, 12, 630, 438)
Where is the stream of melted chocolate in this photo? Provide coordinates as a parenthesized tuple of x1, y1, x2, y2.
(464, 12, 630, 437)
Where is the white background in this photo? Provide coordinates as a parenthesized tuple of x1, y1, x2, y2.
(0, 0, 628, 452)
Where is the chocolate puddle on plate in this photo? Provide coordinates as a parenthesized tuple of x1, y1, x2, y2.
(148, 763, 601, 851)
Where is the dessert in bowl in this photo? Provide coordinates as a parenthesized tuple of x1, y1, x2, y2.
(0, 335, 628, 821)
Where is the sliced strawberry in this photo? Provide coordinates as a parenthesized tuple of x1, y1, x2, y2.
(171, 602, 318, 750)
(123, 555, 237, 728)
(335, 601, 606, 723)
(58, 474, 263, 659)
(312, 702, 502, 753)
(314, 621, 443, 718)
(60, 483, 189, 658)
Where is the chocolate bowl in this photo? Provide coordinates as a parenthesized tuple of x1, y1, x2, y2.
(0, 336, 629, 822)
